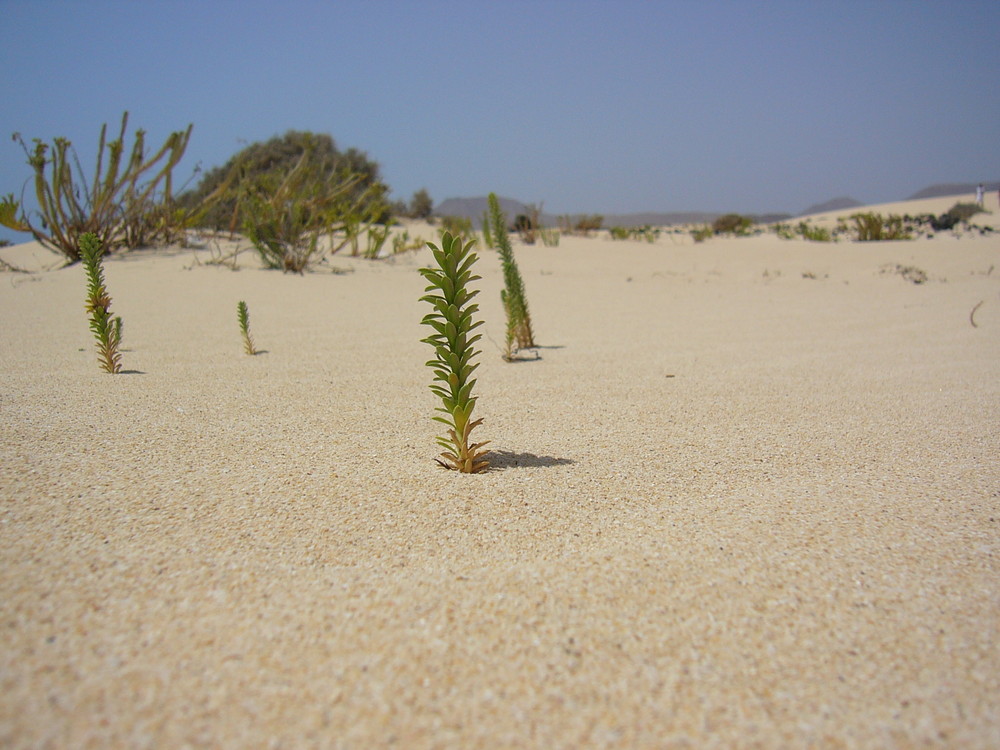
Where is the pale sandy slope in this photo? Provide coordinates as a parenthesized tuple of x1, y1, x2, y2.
(1, 195, 999, 747)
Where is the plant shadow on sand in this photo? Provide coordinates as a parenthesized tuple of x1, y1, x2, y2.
(504, 344, 565, 363)
(488, 449, 575, 470)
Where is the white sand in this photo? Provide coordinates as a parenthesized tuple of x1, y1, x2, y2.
(2, 195, 999, 747)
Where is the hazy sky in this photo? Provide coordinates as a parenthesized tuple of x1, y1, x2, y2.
(2, 0, 998, 241)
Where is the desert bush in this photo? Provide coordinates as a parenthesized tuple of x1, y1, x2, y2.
(391, 229, 424, 255)
(408, 188, 433, 219)
(419, 231, 490, 473)
(946, 202, 985, 222)
(178, 130, 389, 233)
(852, 212, 910, 241)
(242, 145, 366, 272)
(773, 223, 796, 240)
(438, 215, 474, 240)
(712, 213, 754, 235)
(690, 225, 713, 243)
(539, 228, 560, 247)
(489, 193, 536, 359)
(1, 112, 195, 261)
(797, 222, 832, 242)
(362, 224, 392, 259)
(80, 233, 123, 373)
(609, 225, 660, 242)
(514, 204, 542, 245)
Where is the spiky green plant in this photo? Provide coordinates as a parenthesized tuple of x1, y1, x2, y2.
(237, 300, 257, 355)
(79, 233, 122, 373)
(487, 192, 535, 359)
(419, 231, 489, 473)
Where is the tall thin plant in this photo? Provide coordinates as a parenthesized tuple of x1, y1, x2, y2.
(79, 233, 123, 373)
(419, 232, 490, 473)
(2, 112, 194, 261)
(237, 300, 257, 355)
(488, 192, 535, 359)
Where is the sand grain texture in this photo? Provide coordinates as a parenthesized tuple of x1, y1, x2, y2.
(2, 200, 999, 748)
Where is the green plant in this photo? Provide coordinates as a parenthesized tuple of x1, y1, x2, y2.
(852, 212, 910, 241)
(178, 130, 389, 233)
(797, 221, 832, 242)
(514, 204, 541, 245)
(242, 144, 368, 272)
(79, 233, 123, 373)
(408, 188, 434, 219)
(690, 225, 713, 243)
(237, 300, 257, 355)
(438, 215, 474, 240)
(419, 231, 490, 473)
(2, 112, 194, 261)
(488, 193, 535, 359)
(391, 229, 424, 255)
(539, 227, 560, 247)
(712, 213, 754, 235)
(609, 226, 630, 240)
(363, 223, 392, 259)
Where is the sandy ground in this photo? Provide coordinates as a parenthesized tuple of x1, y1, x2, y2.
(1, 195, 999, 748)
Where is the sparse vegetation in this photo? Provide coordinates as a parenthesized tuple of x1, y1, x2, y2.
(79, 233, 123, 373)
(419, 231, 490, 473)
(852, 212, 910, 241)
(690, 225, 713, 243)
(241, 140, 372, 272)
(408, 188, 434, 220)
(237, 300, 257, 355)
(712, 213, 754, 236)
(609, 225, 661, 242)
(539, 227, 560, 247)
(2, 112, 196, 261)
(179, 130, 389, 234)
(489, 193, 535, 359)
(438, 215, 474, 241)
(558, 214, 604, 236)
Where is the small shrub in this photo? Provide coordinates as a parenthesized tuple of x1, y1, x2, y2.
(712, 213, 754, 235)
(237, 300, 257, 355)
(539, 228, 560, 247)
(797, 222, 832, 242)
(690, 225, 713, 243)
(362, 224, 392, 259)
(79, 233, 123, 373)
(609, 226, 630, 240)
(408, 188, 433, 219)
(2, 112, 195, 261)
(852, 212, 910, 241)
(243, 145, 365, 272)
(438, 215, 474, 240)
(419, 232, 490, 473)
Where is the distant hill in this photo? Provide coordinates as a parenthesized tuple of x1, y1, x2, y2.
(434, 196, 727, 228)
(908, 182, 999, 200)
(799, 196, 863, 216)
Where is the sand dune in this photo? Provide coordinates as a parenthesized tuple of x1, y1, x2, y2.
(1, 194, 998, 747)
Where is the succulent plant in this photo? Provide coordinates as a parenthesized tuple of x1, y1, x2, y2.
(79, 232, 123, 373)
(237, 300, 257, 355)
(419, 231, 489, 473)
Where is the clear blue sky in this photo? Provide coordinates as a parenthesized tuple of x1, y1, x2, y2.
(2, 0, 998, 242)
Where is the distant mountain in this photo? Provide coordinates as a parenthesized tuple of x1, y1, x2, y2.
(907, 182, 999, 200)
(799, 196, 863, 216)
(433, 196, 532, 228)
(434, 196, 728, 228)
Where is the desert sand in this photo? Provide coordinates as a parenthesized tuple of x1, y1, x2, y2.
(2, 193, 999, 748)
